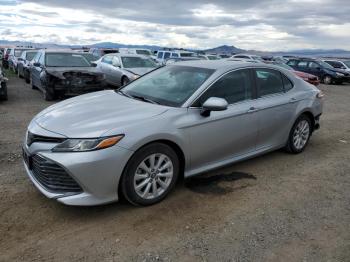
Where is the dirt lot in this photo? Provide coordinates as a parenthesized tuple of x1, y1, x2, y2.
(0, 75, 349, 262)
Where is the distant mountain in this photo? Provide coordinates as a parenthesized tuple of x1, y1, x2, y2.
(203, 45, 245, 55)
(1, 39, 350, 58)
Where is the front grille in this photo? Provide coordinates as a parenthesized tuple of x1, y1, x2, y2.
(31, 154, 82, 193)
(27, 132, 65, 146)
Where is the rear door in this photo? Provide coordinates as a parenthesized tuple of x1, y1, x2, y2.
(254, 68, 297, 150)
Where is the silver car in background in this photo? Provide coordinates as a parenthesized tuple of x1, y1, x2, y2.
(22, 61, 323, 206)
(94, 53, 159, 87)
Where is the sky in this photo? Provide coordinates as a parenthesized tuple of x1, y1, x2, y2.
(0, 0, 350, 51)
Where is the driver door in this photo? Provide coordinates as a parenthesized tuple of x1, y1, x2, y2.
(186, 69, 259, 171)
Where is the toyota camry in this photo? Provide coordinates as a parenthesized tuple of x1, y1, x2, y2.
(22, 60, 324, 206)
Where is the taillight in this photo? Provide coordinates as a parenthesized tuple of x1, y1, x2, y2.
(316, 91, 325, 99)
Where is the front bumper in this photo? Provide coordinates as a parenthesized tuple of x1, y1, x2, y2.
(22, 124, 134, 206)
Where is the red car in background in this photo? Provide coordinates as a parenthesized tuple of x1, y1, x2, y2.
(267, 62, 320, 86)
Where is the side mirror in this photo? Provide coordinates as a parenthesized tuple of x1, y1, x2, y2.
(18, 58, 24, 61)
(316, 67, 321, 70)
(200, 97, 228, 117)
(33, 62, 41, 67)
(91, 62, 97, 67)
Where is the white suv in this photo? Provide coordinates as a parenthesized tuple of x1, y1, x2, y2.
(156, 50, 195, 64)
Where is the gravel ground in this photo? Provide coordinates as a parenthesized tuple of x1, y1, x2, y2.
(0, 75, 349, 262)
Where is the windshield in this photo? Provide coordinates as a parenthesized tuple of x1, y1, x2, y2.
(208, 56, 219, 60)
(15, 50, 25, 57)
(121, 65, 214, 107)
(26, 52, 37, 61)
(46, 53, 91, 67)
(318, 61, 334, 70)
(136, 50, 151, 56)
(80, 53, 96, 63)
(180, 53, 194, 57)
(342, 60, 350, 68)
(121, 56, 157, 68)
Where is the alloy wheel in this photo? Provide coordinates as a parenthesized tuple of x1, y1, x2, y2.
(292, 120, 310, 150)
(133, 153, 174, 200)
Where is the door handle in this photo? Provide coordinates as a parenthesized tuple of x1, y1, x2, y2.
(247, 107, 259, 113)
(289, 97, 297, 103)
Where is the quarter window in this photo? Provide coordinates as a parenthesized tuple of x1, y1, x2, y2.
(157, 52, 163, 59)
(281, 73, 293, 92)
(196, 69, 253, 106)
(255, 69, 284, 96)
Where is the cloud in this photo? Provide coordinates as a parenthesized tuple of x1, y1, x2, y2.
(0, 0, 348, 50)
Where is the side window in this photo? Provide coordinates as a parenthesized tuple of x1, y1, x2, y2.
(297, 61, 308, 68)
(171, 53, 179, 58)
(21, 52, 26, 59)
(308, 62, 319, 69)
(111, 56, 120, 67)
(255, 69, 284, 97)
(157, 52, 163, 59)
(102, 55, 113, 65)
(164, 52, 171, 59)
(39, 53, 45, 65)
(196, 69, 253, 106)
(281, 73, 293, 92)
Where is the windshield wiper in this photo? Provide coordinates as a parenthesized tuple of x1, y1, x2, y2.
(130, 94, 159, 104)
(116, 90, 133, 98)
(116, 90, 159, 104)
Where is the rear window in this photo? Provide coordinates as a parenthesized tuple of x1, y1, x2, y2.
(45, 53, 91, 67)
(136, 50, 151, 56)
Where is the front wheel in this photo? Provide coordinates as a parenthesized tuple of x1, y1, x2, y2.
(323, 75, 332, 85)
(121, 143, 180, 206)
(285, 115, 312, 154)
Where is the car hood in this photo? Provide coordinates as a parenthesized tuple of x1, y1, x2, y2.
(46, 67, 103, 79)
(124, 67, 156, 76)
(34, 90, 169, 138)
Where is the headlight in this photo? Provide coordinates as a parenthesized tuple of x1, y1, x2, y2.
(52, 135, 124, 152)
(131, 74, 140, 80)
(336, 72, 344, 77)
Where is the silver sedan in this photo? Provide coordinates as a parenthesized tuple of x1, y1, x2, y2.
(94, 53, 159, 87)
(22, 61, 324, 206)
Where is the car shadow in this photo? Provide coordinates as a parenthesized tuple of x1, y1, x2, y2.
(184, 171, 257, 195)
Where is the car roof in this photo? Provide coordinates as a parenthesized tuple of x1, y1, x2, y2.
(171, 60, 279, 71)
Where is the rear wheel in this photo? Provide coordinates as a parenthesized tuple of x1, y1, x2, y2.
(18, 68, 23, 78)
(285, 115, 312, 154)
(121, 143, 179, 206)
(323, 75, 332, 85)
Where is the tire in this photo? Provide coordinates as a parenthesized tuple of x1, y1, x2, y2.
(30, 77, 38, 90)
(18, 68, 23, 78)
(285, 114, 312, 154)
(122, 76, 129, 86)
(25, 76, 30, 84)
(121, 143, 180, 206)
(0, 82, 8, 101)
(43, 86, 55, 101)
(323, 75, 332, 85)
